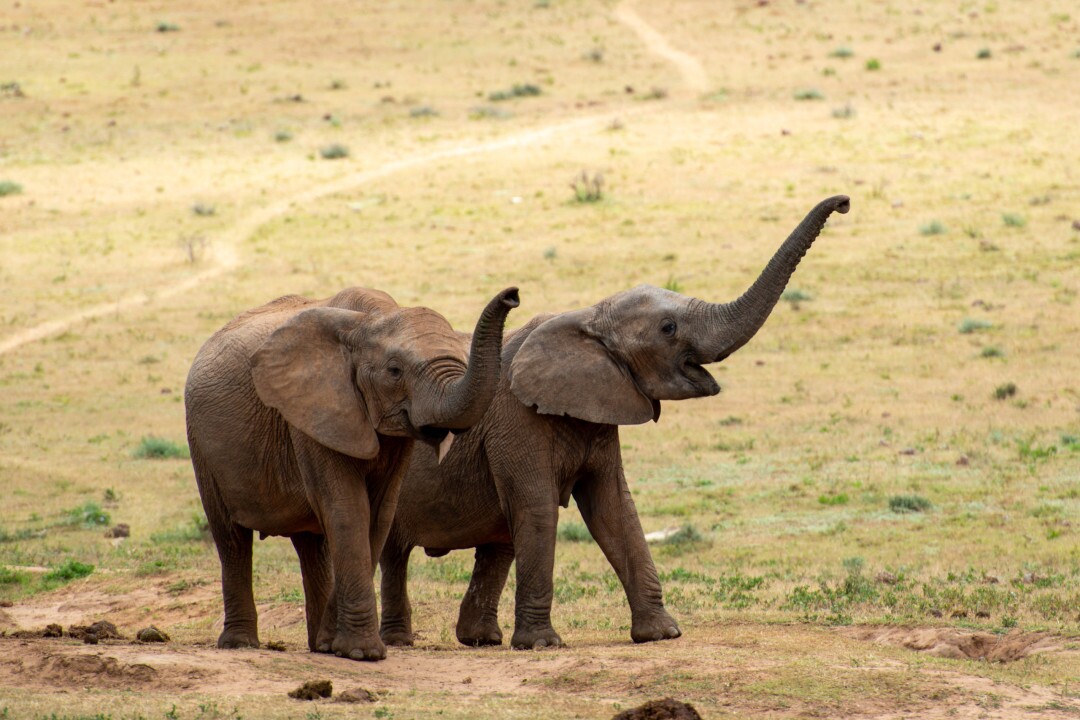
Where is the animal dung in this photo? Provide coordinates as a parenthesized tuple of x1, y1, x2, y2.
(288, 680, 333, 700)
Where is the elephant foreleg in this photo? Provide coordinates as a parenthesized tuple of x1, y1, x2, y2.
(291, 532, 332, 652)
(574, 463, 680, 644)
(378, 529, 415, 647)
(456, 543, 513, 647)
(508, 502, 562, 650)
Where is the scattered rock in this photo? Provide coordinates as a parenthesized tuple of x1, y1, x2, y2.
(104, 524, 130, 539)
(289, 679, 333, 700)
(43, 624, 64, 638)
(69, 620, 122, 641)
(0, 600, 12, 608)
(612, 698, 702, 720)
(335, 687, 377, 704)
(265, 640, 287, 651)
(136, 626, 169, 643)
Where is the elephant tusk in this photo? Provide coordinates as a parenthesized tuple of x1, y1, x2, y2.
(437, 431, 455, 464)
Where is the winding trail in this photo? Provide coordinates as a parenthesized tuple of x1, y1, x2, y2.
(613, 4, 709, 93)
(0, 2, 708, 357)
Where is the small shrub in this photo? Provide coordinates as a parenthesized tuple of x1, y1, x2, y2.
(557, 521, 593, 543)
(319, 143, 349, 160)
(662, 276, 683, 293)
(582, 47, 604, 63)
(409, 105, 439, 118)
(977, 47, 992, 59)
(43, 559, 94, 583)
(981, 346, 1005, 358)
(469, 105, 511, 120)
(64, 502, 110, 527)
(178, 234, 208, 264)
(191, 202, 216, 217)
(0, 180, 23, 197)
(151, 513, 211, 544)
(0, 567, 31, 586)
(273, 129, 294, 143)
(133, 436, 190, 459)
(832, 104, 856, 119)
(781, 288, 812, 309)
(993, 382, 1016, 401)
(920, 220, 947, 235)
(488, 83, 541, 101)
(818, 493, 849, 506)
(543, 246, 557, 260)
(794, 88, 825, 101)
(865, 58, 881, 71)
(662, 524, 704, 546)
(156, 21, 180, 33)
(829, 47, 855, 58)
(958, 318, 993, 334)
(570, 170, 603, 203)
(643, 86, 668, 100)
(329, 79, 347, 90)
(888, 495, 932, 513)
(1002, 212, 1027, 227)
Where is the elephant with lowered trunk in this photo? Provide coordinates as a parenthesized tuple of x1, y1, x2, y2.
(185, 286, 519, 661)
(379, 196, 849, 649)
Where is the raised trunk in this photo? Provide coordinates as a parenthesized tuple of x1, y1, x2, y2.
(700, 195, 849, 361)
(424, 287, 519, 430)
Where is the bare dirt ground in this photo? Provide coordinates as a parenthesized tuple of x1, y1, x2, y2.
(1, 582, 1077, 719)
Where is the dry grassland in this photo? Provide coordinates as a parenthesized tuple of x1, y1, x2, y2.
(1, 0, 1078, 718)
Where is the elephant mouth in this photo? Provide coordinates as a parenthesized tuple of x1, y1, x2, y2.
(417, 425, 451, 445)
(680, 359, 721, 397)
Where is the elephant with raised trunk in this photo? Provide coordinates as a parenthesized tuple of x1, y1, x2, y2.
(185, 285, 519, 661)
(379, 196, 849, 649)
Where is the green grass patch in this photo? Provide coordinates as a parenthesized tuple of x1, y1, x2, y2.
(919, 220, 947, 235)
(318, 143, 349, 160)
(488, 83, 541, 101)
(958, 318, 993, 334)
(132, 436, 189, 459)
(42, 559, 94, 584)
(0, 180, 22, 197)
(888, 495, 932, 513)
(557, 521, 594, 543)
(1002, 212, 1027, 227)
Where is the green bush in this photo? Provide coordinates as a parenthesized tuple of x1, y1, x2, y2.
(43, 559, 94, 583)
(319, 143, 350, 160)
(958, 318, 993, 334)
(0, 180, 22, 197)
(133, 436, 190, 459)
(64, 501, 111, 527)
(888, 495, 932, 513)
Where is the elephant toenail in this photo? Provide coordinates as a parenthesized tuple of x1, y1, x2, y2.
(534, 639, 547, 649)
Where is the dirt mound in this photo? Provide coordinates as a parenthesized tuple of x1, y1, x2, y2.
(613, 698, 702, 720)
(845, 626, 1063, 662)
(5, 649, 158, 688)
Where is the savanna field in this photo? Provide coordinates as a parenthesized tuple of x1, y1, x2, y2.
(1, 1, 1078, 718)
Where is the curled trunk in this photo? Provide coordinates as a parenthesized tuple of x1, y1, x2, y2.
(424, 287, 520, 430)
(701, 195, 849, 361)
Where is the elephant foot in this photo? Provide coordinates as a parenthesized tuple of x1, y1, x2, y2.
(332, 633, 386, 662)
(631, 611, 682, 644)
(380, 628, 415, 647)
(217, 628, 259, 650)
(456, 620, 503, 647)
(510, 626, 562, 651)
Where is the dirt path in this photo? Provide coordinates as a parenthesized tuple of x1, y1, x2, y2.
(0, 1, 707, 358)
(613, 4, 710, 94)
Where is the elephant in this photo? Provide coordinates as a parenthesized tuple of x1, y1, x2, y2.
(378, 195, 849, 650)
(184, 285, 520, 661)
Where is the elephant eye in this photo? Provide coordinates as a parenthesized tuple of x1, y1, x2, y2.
(661, 320, 677, 337)
(386, 364, 403, 380)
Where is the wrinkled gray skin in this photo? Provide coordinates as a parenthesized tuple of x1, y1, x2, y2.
(379, 196, 849, 649)
(185, 286, 519, 661)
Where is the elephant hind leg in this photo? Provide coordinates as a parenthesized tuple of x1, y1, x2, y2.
(456, 543, 513, 647)
(191, 443, 259, 649)
(379, 529, 415, 647)
(292, 532, 332, 652)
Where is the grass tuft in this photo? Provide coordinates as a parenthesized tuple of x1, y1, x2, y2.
(865, 58, 881, 71)
(980, 345, 1005, 358)
(1002, 212, 1027, 227)
(63, 502, 110, 528)
(155, 21, 180, 33)
(319, 143, 350, 160)
(132, 436, 190, 459)
(794, 88, 825, 101)
(570, 170, 604, 203)
(557, 521, 594, 543)
(977, 47, 992, 59)
(888, 495, 932, 513)
(919, 220, 947, 235)
(0, 180, 23, 197)
(958, 318, 993, 334)
(488, 83, 541, 102)
(994, 382, 1018, 400)
(42, 559, 94, 583)
(829, 47, 854, 58)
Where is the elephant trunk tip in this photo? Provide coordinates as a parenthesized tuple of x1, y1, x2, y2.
(830, 195, 851, 214)
(498, 287, 520, 310)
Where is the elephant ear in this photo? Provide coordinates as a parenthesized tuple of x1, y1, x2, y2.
(250, 307, 379, 459)
(509, 309, 658, 425)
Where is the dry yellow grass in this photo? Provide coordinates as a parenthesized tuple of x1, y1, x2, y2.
(1, 0, 1078, 717)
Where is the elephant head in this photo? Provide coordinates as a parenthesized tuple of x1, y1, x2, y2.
(250, 288, 520, 458)
(509, 196, 849, 424)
